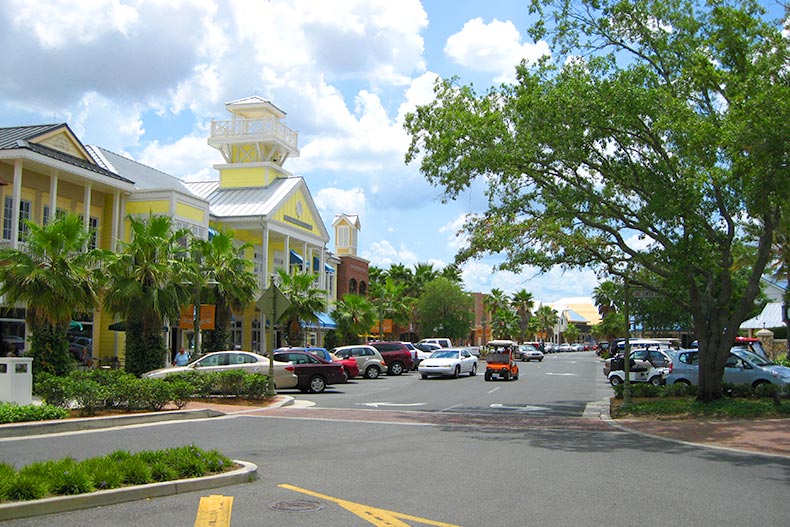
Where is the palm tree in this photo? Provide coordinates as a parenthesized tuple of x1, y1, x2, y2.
(103, 215, 193, 376)
(275, 268, 327, 346)
(511, 289, 535, 343)
(193, 229, 258, 353)
(368, 277, 410, 339)
(333, 294, 376, 344)
(593, 280, 621, 317)
(440, 263, 463, 284)
(386, 263, 412, 285)
(0, 213, 108, 376)
(484, 288, 510, 315)
(410, 262, 439, 298)
(534, 305, 559, 343)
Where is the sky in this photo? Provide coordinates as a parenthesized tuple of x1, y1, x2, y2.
(1, 0, 782, 304)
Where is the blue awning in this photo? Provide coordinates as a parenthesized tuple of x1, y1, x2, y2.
(290, 250, 302, 265)
(313, 256, 335, 273)
(302, 312, 337, 330)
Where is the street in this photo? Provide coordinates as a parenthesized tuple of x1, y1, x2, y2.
(1, 352, 789, 526)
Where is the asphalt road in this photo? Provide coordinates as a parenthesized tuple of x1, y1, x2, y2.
(2, 352, 789, 526)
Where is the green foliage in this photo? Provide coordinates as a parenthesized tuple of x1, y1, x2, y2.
(415, 277, 473, 341)
(333, 294, 376, 345)
(214, 369, 246, 397)
(0, 402, 69, 424)
(70, 379, 110, 416)
(164, 376, 194, 409)
(323, 329, 340, 350)
(404, 0, 790, 403)
(0, 445, 234, 502)
(276, 268, 327, 346)
(243, 373, 269, 399)
(33, 372, 74, 408)
(29, 326, 75, 379)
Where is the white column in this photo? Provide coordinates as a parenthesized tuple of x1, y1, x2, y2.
(111, 191, 121, 252)
(82, 182, 92, 230)
(48, 172, 58, 222)
(11, 160, 22, 249)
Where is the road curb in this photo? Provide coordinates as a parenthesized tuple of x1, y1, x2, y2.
(0, 460, 258, 521)
(599, 397, 790, 460)
(0, 408, 225, 438)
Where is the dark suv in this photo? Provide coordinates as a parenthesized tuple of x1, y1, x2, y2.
(369, 341, 414, 375)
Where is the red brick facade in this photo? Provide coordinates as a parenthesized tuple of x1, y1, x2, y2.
(336, 255, 370, 298)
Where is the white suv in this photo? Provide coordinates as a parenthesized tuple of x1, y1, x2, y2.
(332, 345, 389, 379)
(419, 337, 452, 348)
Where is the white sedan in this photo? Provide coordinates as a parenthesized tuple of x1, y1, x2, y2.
(418, 348, 478, 379)
(142, 350, 298, 389)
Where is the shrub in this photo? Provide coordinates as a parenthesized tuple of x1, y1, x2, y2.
(50, 459, 94, 496)
(629, 383, 664, 398)
(754, 382, 781, 402)
(80, 458, 123, 490)
(34, 373, 74, 408)
(214, 369, 246, 397)
(2, 473, 49, 501)
(164, 377, 194, 409)
(139, 378, 173, 411)
(666, 383, 697, 397)
(70, 380, 110, 416)
(243, 373, 269, 399)
(118, 456, 153, 485)
(0, 402, 69, 424)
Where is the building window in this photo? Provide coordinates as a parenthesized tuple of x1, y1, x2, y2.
(231, 318, 243, 350)
(252, 317, 261, 352)
(88, 217, 98, 249)
(359, 281, 367, 295)
(337, 225, 349, 248)
(2, 196, 12, 240)
(349, 278, 357, 294)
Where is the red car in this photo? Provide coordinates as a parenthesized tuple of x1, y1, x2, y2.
(369, 341, 415, 375)
(272, 350, 346, 393)
(276, 346, 360, 381)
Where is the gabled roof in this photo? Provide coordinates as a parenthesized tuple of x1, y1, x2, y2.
(186, 177, 300, 218)
(741, 302, 786, 330)
(332, 213, 361, 229)
(0, 124, 131, 183)
(87, 145, 196, 194)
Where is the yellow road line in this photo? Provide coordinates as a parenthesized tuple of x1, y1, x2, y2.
(194, 494, 233, 527)
(279, 484, 462, 527)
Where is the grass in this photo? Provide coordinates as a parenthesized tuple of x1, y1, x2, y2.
(611, 396, 790, 420)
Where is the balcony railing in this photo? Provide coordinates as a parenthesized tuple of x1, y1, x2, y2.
(210, 118, 298, 149)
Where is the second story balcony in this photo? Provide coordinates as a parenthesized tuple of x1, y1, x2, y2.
(210, 118, 298, 150)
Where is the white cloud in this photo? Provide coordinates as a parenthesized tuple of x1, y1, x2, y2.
(361, 240, 419, 268)
(439, 213, 471, 252)
(138, 132, 223, 181)
(444, 17, 550, 83)
(314, 187, 366, 222)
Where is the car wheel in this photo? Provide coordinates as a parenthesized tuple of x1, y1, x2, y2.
(484, 371, 492, 381)
(308, 375, 326, 393)
(752, 379, 770, 390)
(609, 376, 622, 386)
(514, 372, 519, 380)
(674, 379, 691, 385)
(503, 371, 510, 381)
(470, 363, 477, 376)
(365, 365, 380, 379)
(538, 358, 543, 362)
(344, 368, 353, 381)
(421, 373, 429, 379)
(649, 376, 662, 387)
(522, 356, 527, 362)
(388, 361, 404, 376)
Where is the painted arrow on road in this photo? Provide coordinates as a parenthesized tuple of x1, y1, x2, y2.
(359, 402, 427, 408)
(490, 403, 550, 412)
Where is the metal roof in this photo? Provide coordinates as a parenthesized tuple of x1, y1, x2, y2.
(86, 145, 195, 193)
(0, 124, 132, 183)
(186, 177, 302, 218)
(740, 302, 786, 329)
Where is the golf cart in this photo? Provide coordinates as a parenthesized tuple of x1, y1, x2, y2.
(483, 339, 519, 381)
(607, 357, 670, 387)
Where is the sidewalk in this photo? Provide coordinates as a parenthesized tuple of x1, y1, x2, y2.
(599, 400, 790, 458)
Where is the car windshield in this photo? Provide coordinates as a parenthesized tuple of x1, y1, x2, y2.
(432, 350, 459, 359)
(733, 348, 774, 366)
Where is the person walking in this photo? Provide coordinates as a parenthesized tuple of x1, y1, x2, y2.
(173, 347, 190, 366)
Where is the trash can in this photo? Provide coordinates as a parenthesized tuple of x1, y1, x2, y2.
(0, 357, 33, 405)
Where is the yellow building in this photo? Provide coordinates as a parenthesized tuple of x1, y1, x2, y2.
(0, 96, 337, 364)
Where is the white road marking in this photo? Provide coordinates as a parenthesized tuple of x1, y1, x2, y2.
(358, 402, 427, 408)
(545, 372, 577, 376)
(487, 387, 501, 394)
(490, 403, 550, 412)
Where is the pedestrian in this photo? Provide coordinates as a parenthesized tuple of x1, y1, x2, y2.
(173, 347, 190, 366)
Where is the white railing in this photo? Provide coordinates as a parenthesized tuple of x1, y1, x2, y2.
(210, 118, 298, 149)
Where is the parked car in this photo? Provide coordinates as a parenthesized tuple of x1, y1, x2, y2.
(414, 342, 442, 363)
(603, 348, 673, 376)
(418, 348, 478, 379)
(142, 350, 299, 390)
(419, 337, 452, 348)
(272, 350, 346, 393)
(368, 341, 414, 375)
(276, 346, 359, 381)
(666, 348, 790, 388)
(400, 341, 421, 369)
(516, 344, 544, 362)
(332, 345, 389, 379)
(558, 343, 572, 352)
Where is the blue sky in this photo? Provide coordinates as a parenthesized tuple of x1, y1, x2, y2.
(2, 0, 782, 303)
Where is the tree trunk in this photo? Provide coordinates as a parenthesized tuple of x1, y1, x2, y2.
(693, 307, 739, 402)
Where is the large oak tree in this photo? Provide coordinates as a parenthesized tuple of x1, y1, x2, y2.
(404, 0, 789, 401)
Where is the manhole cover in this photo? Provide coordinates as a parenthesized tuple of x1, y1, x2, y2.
(270, 499, 325, 513)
